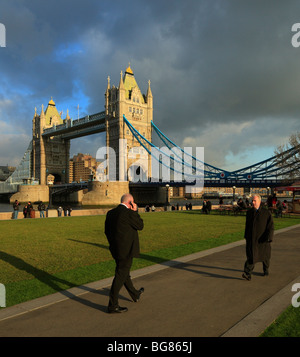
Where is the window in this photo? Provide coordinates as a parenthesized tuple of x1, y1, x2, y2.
(129, 107, 132, 112)
(140, 109, 143, 115)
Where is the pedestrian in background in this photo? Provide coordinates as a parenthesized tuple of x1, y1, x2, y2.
(28, 201, 35, 218)
(57, 206, 63, 217)
(38, 201, 46, 218)
(12, 200, 20, 219)
(242, 194, 274, 281)
(23, 205, 28, 219)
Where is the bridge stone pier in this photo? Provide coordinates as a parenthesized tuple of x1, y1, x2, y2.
(10, 184, 49, 205)
(81, 181, 130, 206)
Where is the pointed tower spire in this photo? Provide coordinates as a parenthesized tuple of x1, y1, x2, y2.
(119, 70, 124, 89)
(118, 69, 125, 103)
(147, 80, 153, 98)
(105, 76, 110, 115)
(65, 109, 70, 120)
(38, 104, 46, 134)
(125, 62, 133, 75)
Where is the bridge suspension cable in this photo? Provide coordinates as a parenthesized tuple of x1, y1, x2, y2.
(123, 115, 204, 181)
(151, 120, 230, 179)
(150, 120, 300, 182)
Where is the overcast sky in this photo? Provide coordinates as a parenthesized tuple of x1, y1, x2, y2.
(0, 0, 300, 172)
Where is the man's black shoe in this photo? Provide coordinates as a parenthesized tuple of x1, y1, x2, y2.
(242, 273, 251, 281)
(133, 287, 144, 302)
(107, 306, 128, 314)
(263, 271, 269, 276)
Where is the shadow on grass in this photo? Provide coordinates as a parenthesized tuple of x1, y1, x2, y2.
(0, 250, 108, 312)
(1, 231, 247, 313)
(68, 239, 244, 281)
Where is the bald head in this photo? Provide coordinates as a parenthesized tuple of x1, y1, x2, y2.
(121, 193, 133, 204)
(121, 193, 137, 211)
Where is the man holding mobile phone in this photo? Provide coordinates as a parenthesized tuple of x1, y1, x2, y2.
(105, 193, 144, 313)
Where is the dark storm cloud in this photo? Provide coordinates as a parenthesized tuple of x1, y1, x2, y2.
(151, 1, 299, 123)
(0, 0, 299, 168)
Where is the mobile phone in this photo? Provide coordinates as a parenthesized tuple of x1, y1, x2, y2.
(129, 201, 134, 208)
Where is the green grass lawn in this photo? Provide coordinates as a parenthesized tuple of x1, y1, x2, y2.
(260, 305, 300, 337)
(0, 210, 299, 335)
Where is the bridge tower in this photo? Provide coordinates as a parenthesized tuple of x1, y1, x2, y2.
(105, 64, 153, 181)
(32, 98, 70, 185)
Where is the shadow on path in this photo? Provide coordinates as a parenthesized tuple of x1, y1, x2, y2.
(68, 239, 244, 281)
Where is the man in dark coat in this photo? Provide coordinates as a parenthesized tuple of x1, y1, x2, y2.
(242, 194, 274, 281)
(105, 193, 144, 313)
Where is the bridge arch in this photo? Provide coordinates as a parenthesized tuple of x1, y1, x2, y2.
(128, 164, 148, 183)
(47, 173, 62, 185)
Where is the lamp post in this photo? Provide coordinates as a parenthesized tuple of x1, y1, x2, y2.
(165, 184, 170, 210)
(232, 186, 236, 201)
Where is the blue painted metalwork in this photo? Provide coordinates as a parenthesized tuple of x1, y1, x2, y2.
(124, 115, 300, 186)
(123, 115, 204, 182)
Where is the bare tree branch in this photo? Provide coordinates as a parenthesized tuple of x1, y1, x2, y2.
(275, 131, 300, 181)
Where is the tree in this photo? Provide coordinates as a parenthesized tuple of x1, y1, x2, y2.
(274, 132, 300, 182)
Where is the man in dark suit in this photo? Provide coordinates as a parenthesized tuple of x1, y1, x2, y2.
(242, 194, 274, 281)
(105, 193, 144, 313)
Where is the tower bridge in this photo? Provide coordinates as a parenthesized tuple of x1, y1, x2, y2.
(1, 64, 298, 205)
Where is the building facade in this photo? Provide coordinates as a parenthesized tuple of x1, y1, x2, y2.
(70, 153, 99, 182)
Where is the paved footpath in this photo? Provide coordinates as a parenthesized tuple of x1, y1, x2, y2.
(0, 224, 300, 338)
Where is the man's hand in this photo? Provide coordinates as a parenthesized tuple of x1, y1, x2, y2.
(130, 202, 138, 211)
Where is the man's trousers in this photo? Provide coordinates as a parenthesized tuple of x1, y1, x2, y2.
(108, 257, 139, 309)
(244, 258, 270, 276)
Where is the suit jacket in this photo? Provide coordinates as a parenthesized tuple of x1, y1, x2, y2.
(244, 206, 274, 264)
(105, 204, 144, 260)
